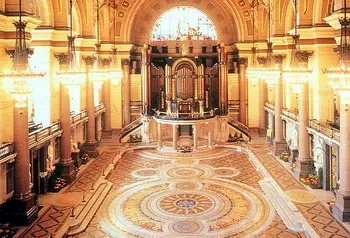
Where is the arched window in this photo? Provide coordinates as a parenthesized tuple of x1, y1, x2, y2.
(152, 6, 217, 41)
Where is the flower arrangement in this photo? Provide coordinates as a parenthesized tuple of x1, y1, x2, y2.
(228, 132, 244, 143)
(290, 163, 297, 172)
(280, 151, 289, 162)
(300, 174, 321, 189)
(81, 153, 89, 164)
(0, 223, 17, 238)
(52, 178, 67, 192)
(180, 146, 192, 153)
(327, 198, 336, 212)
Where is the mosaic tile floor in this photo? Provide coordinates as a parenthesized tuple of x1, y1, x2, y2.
(74, 148, 307, 237)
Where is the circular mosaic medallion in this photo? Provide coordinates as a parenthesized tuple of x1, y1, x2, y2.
(174, 182, 199, 190)
(214, 168, 240, 177)
(159, 193, 213, 215)
(175, 158, 196, 164)
(285, 189, 318, 203)
(137, 169, 157, 176)
(172, 220, 201, 233)
(167, 167, 205, 179)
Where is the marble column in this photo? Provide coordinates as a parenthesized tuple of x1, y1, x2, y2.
(294, 82, 311, 179)
(259, 79, 267, 136)
(267, 112, 274, 143)
(165, 64, 172, 115)
(123, 59, 131, 126)
(219, 43, 228, 114)
(333, 95, 350, 221)
(102, 76, 111, 131)
(54, 55, 76, 182)
(272, 56, 286, 155)
(83, 56, 99, 157)
(10, 100, 38, 225)
(239, 58, 247, 125)
(157, 123, 162, 149)
(172, 124, 178, 150)
(142, 44, 151, 115)
(193, 124, 197, 152)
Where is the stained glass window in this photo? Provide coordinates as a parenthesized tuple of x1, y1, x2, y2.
(152, 7, 217, 41)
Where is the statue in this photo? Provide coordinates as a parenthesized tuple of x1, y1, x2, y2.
(70, 137, 80, 153)
(182, 44, 188, 56)
(47, 142, 55, 173)
(290, 127, 298, 150)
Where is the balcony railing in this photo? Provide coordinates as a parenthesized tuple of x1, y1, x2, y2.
(29, 121, 61, 148)
(228, 115, 251, 140)
(71, 110, 88, 125)
(0, 142, 15, 161)
(265, 101, 275, 110)
(119, 117, 143, 142)
(309, 119, 340, 142)
(282, 108, 299, 122)
(95, 103, 106, 115)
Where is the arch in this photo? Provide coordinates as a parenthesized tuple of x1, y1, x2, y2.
(125, 0, 241, 45)
(151, 6, 217, 41)
(172, 58, 198, 74)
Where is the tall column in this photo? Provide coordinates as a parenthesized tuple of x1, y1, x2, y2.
(193, 124, 197, 152)
(239, 58, 247, 124)
(103, 76, 111, 131)
(272, 56, 286, 155)
(165, 64, 172, 115)
(10, 101, 38, 225)
(101, 58, 112, 131)
(142, 44, 151, 115)
(267, 112, 274, 143)
(157, 123, 162, 149)
(55, 54, 76, 182)
(172, 124, 178, 150)
(333, 95, 350, 221)
(259, 79, 267, 136)
(294, 82, 311, 179)
(83, 56, 99, 157)
(123, 59, 131, 126)
(219, 43, 228, 114)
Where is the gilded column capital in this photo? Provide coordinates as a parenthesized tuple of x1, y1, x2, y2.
(122, 58, 130, 67)
(82, 56, 96, 65)
(101, 58, 112, 68)
(257, 57, 267, 65)
(295, 51, 313, 63)
(272, 54, 286, 65)
(239, 58, 248, 65)
(54, 53, 69, 65)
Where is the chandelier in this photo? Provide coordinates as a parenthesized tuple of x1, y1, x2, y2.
(323, 0, 350, 97)
(55, 0, 86, 85)
(246, 0, 260, 86)
(88, 0, 111, 87)
(255, 0, 280, 88)
(0, 0, 45, 108)
(282, 0, 312, 93)
(108, 0, 123, 85)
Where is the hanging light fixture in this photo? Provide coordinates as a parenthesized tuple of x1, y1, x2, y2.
(283, 0, 312, 93)
(88, 0, 109, 85)
(254, 0, 280, 89)
(55, 0, 86, 85)
(0, 0, 45, 108)
(108, 0, 123, 85)
(246, 0, 260, 86)
(323, 0, 350, 98)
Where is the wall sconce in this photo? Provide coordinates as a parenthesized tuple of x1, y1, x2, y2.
(345, 104, 349, 112)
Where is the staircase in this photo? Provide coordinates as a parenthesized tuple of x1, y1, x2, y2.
(227, 116, 251, 141)
(119, 117, 143, 142)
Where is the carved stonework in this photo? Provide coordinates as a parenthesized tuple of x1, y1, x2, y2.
(272, 54, 286, 64)
(239, 58, 247, 65)
(6, 48, 33, 59)
(257, 57, 267, 65)
(54, 53, 69, 65)
(101, 58, 112, 68)
(295, 51, 313, 63)
(82, 56, 96, 65)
